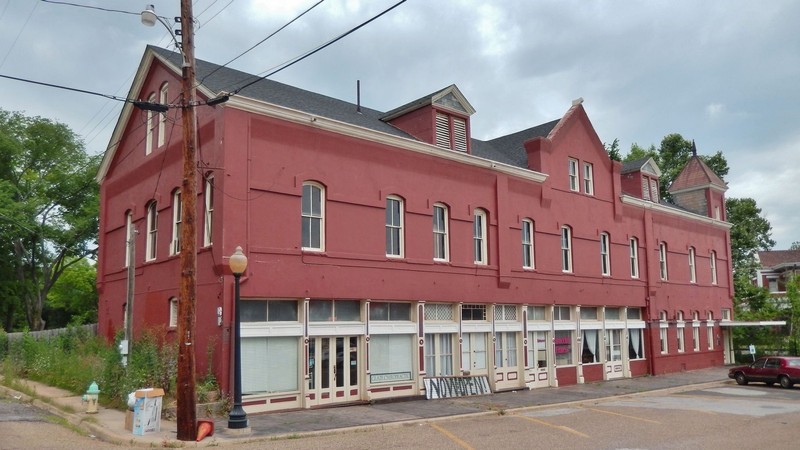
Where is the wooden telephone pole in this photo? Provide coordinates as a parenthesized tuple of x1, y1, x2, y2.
(176, 0, 198, 441)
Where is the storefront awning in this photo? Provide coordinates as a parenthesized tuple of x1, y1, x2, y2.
(718, 320, 786, 327)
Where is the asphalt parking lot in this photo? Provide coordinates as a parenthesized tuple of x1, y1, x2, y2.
(251, 382, 800, 450)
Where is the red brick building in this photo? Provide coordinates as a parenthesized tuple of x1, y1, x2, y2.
(96, 46, 735, 412)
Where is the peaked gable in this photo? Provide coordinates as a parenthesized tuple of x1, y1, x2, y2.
(669, 156, 727, 194)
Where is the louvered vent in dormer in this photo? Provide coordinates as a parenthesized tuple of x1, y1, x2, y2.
(435, 112, 468, 152)
(436, 113, 450, 149)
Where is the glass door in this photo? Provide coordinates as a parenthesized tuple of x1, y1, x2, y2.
(308, 336, 359, 406)
(604, 329, 624, 380)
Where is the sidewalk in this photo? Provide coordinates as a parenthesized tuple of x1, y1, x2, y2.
(0, 366, 731, 447)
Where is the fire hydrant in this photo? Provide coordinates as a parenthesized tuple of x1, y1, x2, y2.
(82, 381, 100, 414)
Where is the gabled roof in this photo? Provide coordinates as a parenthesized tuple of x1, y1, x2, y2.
(471, 120, 560, 167)
(381, 84, 476, 121)
(621, 157, 662, 177)
(98, 46, 562, 181)
(668, 155, 727, 193)
(757, 250, 800, 270)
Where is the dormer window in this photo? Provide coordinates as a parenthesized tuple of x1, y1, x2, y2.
(435, 112, 468, 152)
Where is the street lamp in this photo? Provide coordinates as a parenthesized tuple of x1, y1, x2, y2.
(228, 246, 249, 429)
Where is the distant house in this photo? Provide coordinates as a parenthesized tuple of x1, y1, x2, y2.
(754, 250, 800, 305)
(96, 46, 735, 413)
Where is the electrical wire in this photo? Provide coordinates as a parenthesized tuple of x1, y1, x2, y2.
(198, 0, 324, 84)
(226, 0, 406, 98)
(197, 0, 235, 30)
(0, 1, 39, 70)
(39, 0, 170, 20)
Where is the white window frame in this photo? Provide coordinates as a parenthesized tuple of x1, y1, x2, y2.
(425, 333, 454, 376)
(568, 158, 579, 191)
(629, 237, 639, 278)
(659, 242, 668, 281)
(145, 93, 155, 155)
(707, 312, 714, 350)
(561, 225, 572, 273)
(600, 232, 610, 276)
(145, 201, 158, 261)
(158, 83, 168, 147)
(522, 219, 534, 269)
(433, 203, 449, 261)
(692, 311, 700, 352)
(710, 251, 717, 285)
(495, 332, 518, 368)
(203, 175, 214, 247)
(583, 162, 594, 195)
(170, 190, 181, 256)
(688, 247, 696, 283)
(677, 311, 685, 353)
(168, 297, 178, 328)
(473, 209, 487, 265)
(385, 196, 404, 258)
(301, 182, 325, 251)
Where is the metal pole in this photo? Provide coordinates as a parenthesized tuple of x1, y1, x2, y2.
(176, 0, 198, 440)
(228, 271, 248, 428)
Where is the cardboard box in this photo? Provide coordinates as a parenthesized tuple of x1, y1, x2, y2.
(132, 388, 164, 435)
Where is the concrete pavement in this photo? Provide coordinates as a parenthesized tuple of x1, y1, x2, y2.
(0, 366, 731, 447)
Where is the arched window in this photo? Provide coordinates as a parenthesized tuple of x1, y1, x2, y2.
(688, 247, 697, 283)
(385, 195, 404, 257)
(522, 219, 534, 269)
(659, 242, 668, 280)
(145, 92, 156, 155)
(629, 237, 639, 278)
(473, 208, 487, 265)
(301, 182, 325, 251)
(600, 232, 610, 276)
(145, 201, 158, 261)
(561, 225, 572, 272)
(432, 203, 449, 261)
(158, 83, 168, 147)
(170, 189, 182, 255)
(203, 175, 214, 246)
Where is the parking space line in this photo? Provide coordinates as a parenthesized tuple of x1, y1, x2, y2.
(578, 405, 661, 424)
(430, 422, 475, 450)
(513, 414, 590, 438)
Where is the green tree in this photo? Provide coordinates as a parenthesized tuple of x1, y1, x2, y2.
(624, 134, 729, 202)
(787, 276, 800, 355)
(790, 241, 800, 251)
(0, 109, 99, 331)
(726, 197, 776, 276)
(45, 258, 98, 327)
(604, 138, 622, 162)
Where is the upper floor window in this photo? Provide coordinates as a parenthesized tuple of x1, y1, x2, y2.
(145, 201, 158, 261)
(568, 158, 579, 191)
(710, 251, 718, 285)
(170, 190, 181, 255)
(561, 225, 573, 273)
(522, 219, 535, 269)
(627, 307, 642, 320)
(600, 232, 610, 276)
(473, 209, 487, 265)
(158, 83, 168, 147)
(370, 302, 411, 321)
(553, 305, 571, 321)
(301, 182, 324, 251)
(650, 179, 659, 203)
(580, 307, 598, 320)
(494, 304, 517, 321)
(688, 247, 697, 283)
(527, 305, 546, 321)
(145, 93, 156, 155)
(433, 203, 449, 261)
(385, 196, 404, 257)
(242, 300, 299, 322)
(659, 242, 668, 281)
(425, 303, 454, 321)
(309, 299, 359, 322)
(124, 211, 133, 268)
(435, 112, 468, 152)
(583, 162, 594, 195)
(629, 237, 639, 278)
(462, 304, 487, 321)
(642, 177, 650, 201)
(722, 309, 731, 321)
(203, 175, 214, 247)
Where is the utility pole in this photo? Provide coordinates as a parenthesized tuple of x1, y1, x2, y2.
(124, 221, 136, 366)
(176, 0, 198, 441)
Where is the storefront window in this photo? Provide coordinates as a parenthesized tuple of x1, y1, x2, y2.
(554, 330, 573, 365)
(242, 336, 298, 394)
(370, 334, 413, 383)
(582, 330, 599, 363)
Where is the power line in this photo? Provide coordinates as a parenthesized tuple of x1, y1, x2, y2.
(197, 0, 235, 29)
(0, 1, 39, 70)
(198, 0, 325, 84)
(227, 0, 407, 97)
(39, 0, 170, 20)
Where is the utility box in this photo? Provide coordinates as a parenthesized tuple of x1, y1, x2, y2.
(132, 388, 164, 435)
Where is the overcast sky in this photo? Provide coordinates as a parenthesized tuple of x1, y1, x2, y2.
(1, 0, 797, 249)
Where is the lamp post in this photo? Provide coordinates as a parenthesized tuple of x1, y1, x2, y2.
(228, 246, 249, 429)
(141, 2, 199, 441)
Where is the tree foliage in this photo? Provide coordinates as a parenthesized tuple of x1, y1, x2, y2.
(604, 138, 622, 162)
(624, 134, 728, 202)
(726, 197, 776, 277)
(45, 258, 98, 327)
(0, 109, 100, 331)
